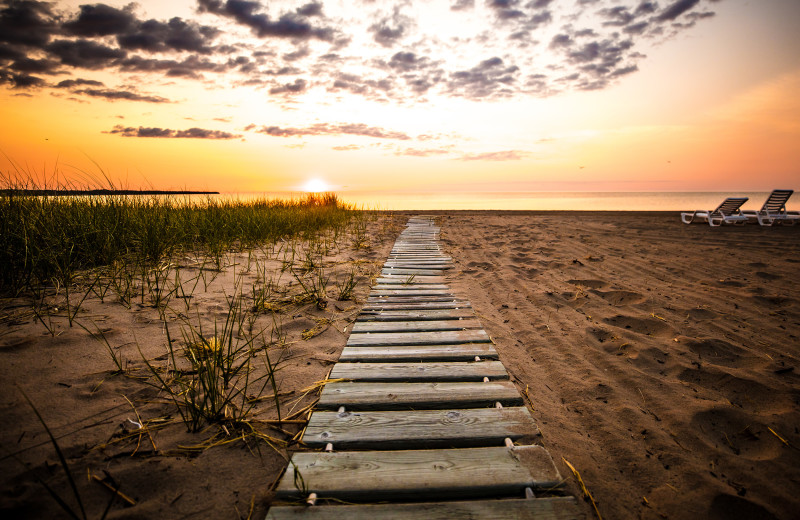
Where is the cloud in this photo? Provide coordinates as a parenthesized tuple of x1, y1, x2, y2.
(252, 122, 411, 140)
(396, 147, 452, 157)
(269, 78, 307, 94)
(76, 88, 170, 103)
(459, 150, 528, 161)
(107, 124, 241, 138)
(0, 0, 59, 48)
(447, 57, 519, 98)
(55, 78, 105, 88)
(62, 3, 137, 37)
(46, 39, 126, 69)
(656, 0, 701, 21)
(117, 17, 220, 54)
(197, 0, 336, 41)
(0, 0, 724, 102)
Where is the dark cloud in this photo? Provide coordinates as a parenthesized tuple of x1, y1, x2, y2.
(117, 55, 226, 78)
(599, 6, 634, 27)
(117, 17, 219, 54)
(527, 0, 553, 7)
(0, 69, 45, 88)
(296, 2, 323, 17)
(657, 0, 701, 21)
(46, 39, 126, 69)
(55, 78, 104, 88)
(369, 7, 411, 48)
(450, 0, 475, 11)
(269, 78, 307, 94)
(197, 0, 336, 41)
(9, 57, 60, 74)
(108, 124, 241, 139)
(447, 57, 519, 98)
(460, 150, 528, 161)
(0, 0, 59, 48)
(252, 122, 411, 140)
(76, 88, 170, 103)
(62, 3, 137, 37)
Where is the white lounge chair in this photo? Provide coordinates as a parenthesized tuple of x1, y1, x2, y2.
(681, 197, 749, 226)
(741, 189, 799, 226)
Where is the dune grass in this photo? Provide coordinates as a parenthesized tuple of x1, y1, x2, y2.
(0, 178, 354, 297)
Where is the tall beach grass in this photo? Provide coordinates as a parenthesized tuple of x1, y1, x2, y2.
(0, 173, 355, 297)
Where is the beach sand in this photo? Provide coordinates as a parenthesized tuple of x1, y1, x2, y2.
(437, 211, 800, 519)
(2, 211, 799, 519)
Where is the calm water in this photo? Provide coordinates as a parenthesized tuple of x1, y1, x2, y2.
(227, 191, 786, 212)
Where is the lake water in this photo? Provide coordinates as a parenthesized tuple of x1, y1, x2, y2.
(230, 191, 784, 212)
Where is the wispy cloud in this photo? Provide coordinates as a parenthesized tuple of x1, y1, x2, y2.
(107, 125, 241, 138)
(249, 122, 412, 140)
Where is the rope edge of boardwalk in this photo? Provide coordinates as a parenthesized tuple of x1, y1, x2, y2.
(266, 216, 586, 519)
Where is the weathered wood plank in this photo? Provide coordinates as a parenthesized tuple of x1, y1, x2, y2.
(362, 300, 472, 311)
(304, 407, 538, 449)
(329, 360, 507, 381)
(374, 277, 448, 285)
(347, 329, 489, 346)
(366, 296, 462, 304)
(317, 381, 521, 410)
(339, 345, 499, 362)
(275, 446, 561, 501)
(357, 308, 476, 321)
(372, 284, 451, 290)
(351, 319, 482, 333)
(267, 497, 584, 520)
(380, 269, 444, 276)
(368, 289, 455, 297)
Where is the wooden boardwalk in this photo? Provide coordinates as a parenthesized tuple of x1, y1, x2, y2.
(267, 217, 584, 519)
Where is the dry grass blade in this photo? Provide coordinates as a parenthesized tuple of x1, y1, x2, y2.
(562, 457, 603, 520)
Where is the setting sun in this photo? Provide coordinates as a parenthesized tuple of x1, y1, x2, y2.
(302, 178, 330, 193)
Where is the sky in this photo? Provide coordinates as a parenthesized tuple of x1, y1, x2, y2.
(1, 0, 799, 200)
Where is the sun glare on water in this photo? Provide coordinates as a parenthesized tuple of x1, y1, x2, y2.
(302, 178, 330, 192)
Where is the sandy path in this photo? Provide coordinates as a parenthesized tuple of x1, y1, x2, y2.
(438, 211, 800, 520)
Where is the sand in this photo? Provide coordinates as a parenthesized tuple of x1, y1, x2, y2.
(438, 211, 800, 519)
(2, 211, 799, 519)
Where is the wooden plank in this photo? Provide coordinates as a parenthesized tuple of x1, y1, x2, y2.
(316, 381, 522, 410)
(339, 345, 499, 362)
(361, 300, 472, 311)
(347, 330, 489, 346)
(372, 284, 451, 290)
(267, 497, 584, 520)
(351, 319, 482, 333)
(329, 360, 508, 381)
(380, 269, 445, 276)
(304, 407, 538, 449)
(374, 277, 447, 285)
(366, 295, 460, 303)
(357, 308, 476, 321)
(368, 289, 455, 297)
(275, 446, 561, 501)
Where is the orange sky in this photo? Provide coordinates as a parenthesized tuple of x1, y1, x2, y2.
(1, 0, 798, 199)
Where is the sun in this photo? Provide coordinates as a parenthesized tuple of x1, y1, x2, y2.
(302, 178, 329, 193)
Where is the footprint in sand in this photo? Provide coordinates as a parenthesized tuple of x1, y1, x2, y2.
(511, 254, 531, 263)
(708, 494, 778, 520)
(467, 261, 494, 270)
(0, 336, 36, 352)
(566, 279, 608, 289)
(677, 366, 787, 413)
(591, 289, 646, 306)
(602, 314, 674, 337)
(685, 307, 717, 321)
(755, 271, 781, 281)
(691, 406, 785, 462)
(749, 294, 794, 307)
(683, 338, 754, 368)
